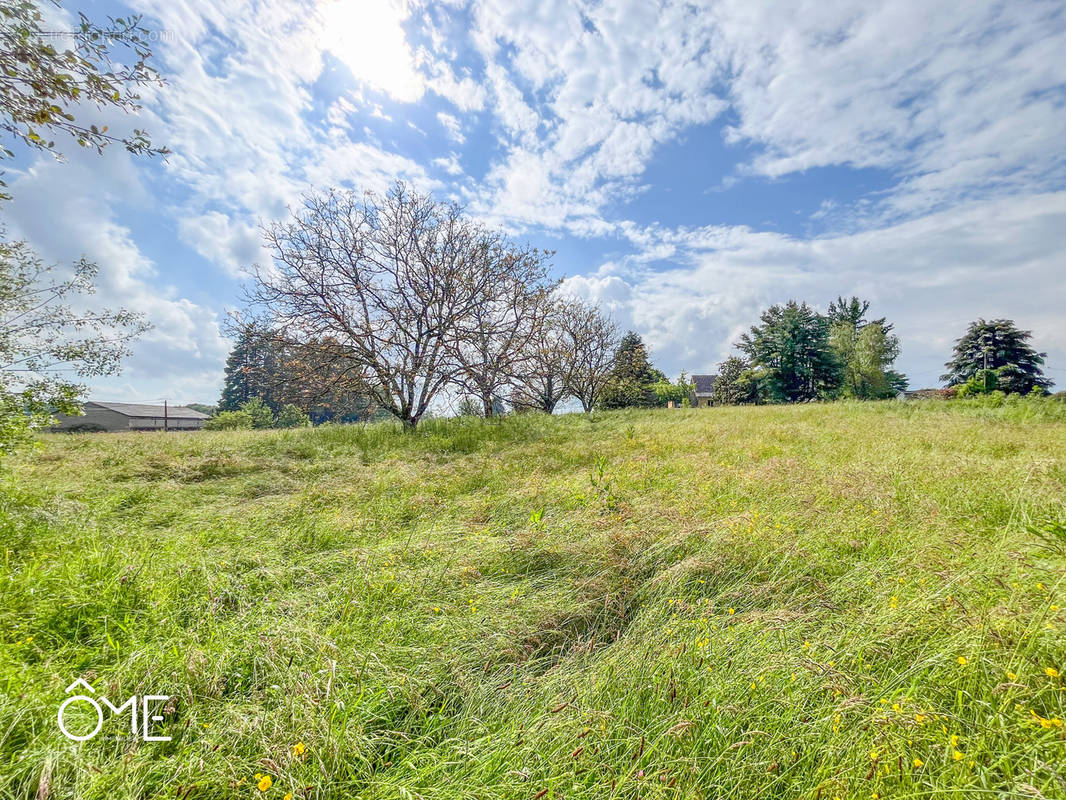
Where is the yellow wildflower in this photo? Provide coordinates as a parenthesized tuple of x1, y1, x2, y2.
(957, 656, 968, 666)
(292, 741, 306, 756)
(284, 795, 293, 800)
(1046, 667, 1060, 678)
(952, 750, 964, 761)
(1007, 671, 1017, 681)
(257, 775, 272, 791)
(728, 608, 736, 615)
(950, 734, 959, 747)
(869, 750, 879, 760)
(892, 703, 903, 713)
(913, 758, 924, 767)
(889, 596, 898, 609)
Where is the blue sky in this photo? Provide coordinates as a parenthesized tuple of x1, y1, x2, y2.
(4, 0, 1066, 403)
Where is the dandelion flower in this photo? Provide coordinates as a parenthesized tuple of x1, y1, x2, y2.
(957, 656, 968, 666)
(257, 775, 273, 791)
(1046, 667, 1060, 678)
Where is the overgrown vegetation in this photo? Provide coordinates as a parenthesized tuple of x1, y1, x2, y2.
(1, 400, 1064, 799)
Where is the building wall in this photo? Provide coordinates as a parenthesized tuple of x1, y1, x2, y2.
(51, 404, 131, 432)
(51, 404, 206, 432)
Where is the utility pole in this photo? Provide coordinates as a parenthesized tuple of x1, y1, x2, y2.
(164, 399, 168, 432)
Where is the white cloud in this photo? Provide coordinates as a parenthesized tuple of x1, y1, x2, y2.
(3, 153, 230, 403)
(436, 111, 465, 144)
(178, 212, 267, 277)
(566, 192, 1066, 388)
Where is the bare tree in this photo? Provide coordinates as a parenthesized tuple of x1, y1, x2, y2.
(450, 246, 556, 417)
(509, 301, 574, 413)
(561, 300, 619, 412)
(249, 183, 504, 430)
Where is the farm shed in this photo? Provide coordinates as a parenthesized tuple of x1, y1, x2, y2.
(51, 402, 210, 432)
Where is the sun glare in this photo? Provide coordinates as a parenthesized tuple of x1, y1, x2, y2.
(318, 0, 423, 102)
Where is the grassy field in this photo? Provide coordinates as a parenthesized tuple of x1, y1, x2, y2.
(2, 399, 1065, 799)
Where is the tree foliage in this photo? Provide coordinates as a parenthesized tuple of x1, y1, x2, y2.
(710, 356, 756, 405)
(600, 331, 666, 409)
(737, 301, 839, 402)
(651, 372, 694, 406)
(0, 237, 148, 452)
(0, 0, 167, 196)
(942, 318, 1049, 394)
(827, 296, 905, 399)
(203, 409, 253, 431)
(276, 403, 311, 428)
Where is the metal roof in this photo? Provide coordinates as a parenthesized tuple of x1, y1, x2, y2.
(88, 401, 210, 419)
(691, 374, 717, 395)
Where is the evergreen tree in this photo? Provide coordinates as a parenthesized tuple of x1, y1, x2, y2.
(600, 331, 666, 409)
(710, 356, 757, 405)
(941, 319, 1050, 393)
(737, 301, 840, 402)
(218, 325, 281, 412)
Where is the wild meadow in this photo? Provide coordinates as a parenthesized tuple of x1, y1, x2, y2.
(1, 398, 1065, 799)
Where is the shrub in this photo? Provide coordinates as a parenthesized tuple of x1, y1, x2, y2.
(239, 398, 275, 429)
(203, 410, 253, 430)
(276, 404, 311, 428)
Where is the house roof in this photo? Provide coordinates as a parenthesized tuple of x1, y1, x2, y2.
(88, 401, 210, 419)
(691, 374, 717, 395)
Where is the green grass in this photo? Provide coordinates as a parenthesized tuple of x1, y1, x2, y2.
(1, 400, 1065, 799)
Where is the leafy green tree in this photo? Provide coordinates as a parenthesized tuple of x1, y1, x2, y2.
(203, 410, 253, 431)
(826, 296, 906, 399)
(0, 238, 148, 452)
(710, 356, 757, 405)
(600, 331, 666, 409)
(737, 301, 840, 402)
(652, 372, 695, 406)
(239, 397, 274, 429)
(829, 317, 905, 399)
(276, 403, 311, 428)
(941, 319, 1050, 394)
(0, 0, 167, 197)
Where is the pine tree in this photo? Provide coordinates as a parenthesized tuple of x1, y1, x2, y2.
(600, 332, 666, 409)
(737, 301, 841, 402)
(218, 325, 281, 412)
(942, 319, 1049, 393)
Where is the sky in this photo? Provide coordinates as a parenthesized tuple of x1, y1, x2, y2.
(4, 0, 1066, 404)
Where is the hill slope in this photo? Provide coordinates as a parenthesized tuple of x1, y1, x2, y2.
(2, 401, 1065, 799)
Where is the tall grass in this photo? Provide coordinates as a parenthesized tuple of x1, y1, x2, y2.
(1, 401, 1063, 799)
